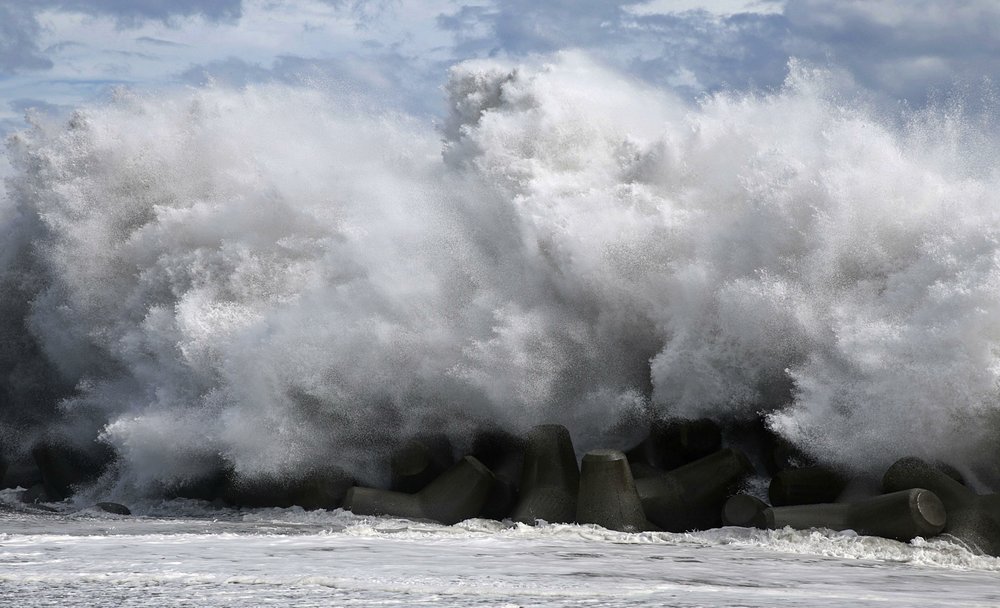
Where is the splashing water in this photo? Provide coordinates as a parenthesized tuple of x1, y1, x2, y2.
(4, 52, 1000, 496)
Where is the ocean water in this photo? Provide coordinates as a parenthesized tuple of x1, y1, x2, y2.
(5, 50, 1000, 604)
(3, 491, 1000, 607)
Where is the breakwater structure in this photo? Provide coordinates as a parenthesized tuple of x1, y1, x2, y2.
(12, 419, 1000, 556)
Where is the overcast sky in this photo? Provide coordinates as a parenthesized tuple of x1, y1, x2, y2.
(1, 0, 999, 138)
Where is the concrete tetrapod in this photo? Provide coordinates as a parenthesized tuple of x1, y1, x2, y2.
(934, 461, 966, 486)
(472, 429, 524, 521)
(343, 456, 495, 525)
(979, 494, 1000, 521)
(511, 424, 579, 524)
(721, 489, 947, 542)
(834, 477, 882, 504)
(626, 418, 722, 471)
(769, 466, 847, 506)
(722, 494, 771, 528)
(32, 439, 114, 501)
(635, 448, 754, 532)
(576, 450, 655, 532)
(225, 466, 354, 510)
(724, 418, 806, 476)
(94, 502, 131, 515)
(390, 435, 454, 494)
(471, 429, 525, 520)
(883, 457, 1000, 555)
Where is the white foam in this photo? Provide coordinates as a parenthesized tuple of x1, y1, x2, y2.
(3, 505, 1000, 607)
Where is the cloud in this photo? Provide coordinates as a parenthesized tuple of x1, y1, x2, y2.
(179, 51, 446, 116)
(0, 0, 242, 76)
(437, 1, 793, 98)
(135, 36, 188, 47)
(438, 1, 635, 56)
(782, 0, 1000, 104)
(315, 0, 398, 25)
(43, 41, 88, 54)
(179, 57, 276, 87)
(8, 98, 69, 116)
(433, 0, 1000, 107)
(39, 0, 243, 25)
(6, 0, 1000, 135)
(622, 11, 792, 94)
(0, 4, 53, 74)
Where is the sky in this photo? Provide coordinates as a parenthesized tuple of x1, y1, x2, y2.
(1, 0, 1000, 141)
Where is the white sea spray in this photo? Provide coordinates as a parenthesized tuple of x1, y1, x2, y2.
(4, 52, 1000, 492)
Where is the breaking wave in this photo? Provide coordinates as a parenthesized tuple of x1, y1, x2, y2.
(5, 52, 1000, 495)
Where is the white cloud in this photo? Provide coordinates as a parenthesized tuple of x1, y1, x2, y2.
(628, 0, 784, 16)
(3, 0, 1000, 140)
(783, 0, 1000, 104)
(0, 3, 53, 74)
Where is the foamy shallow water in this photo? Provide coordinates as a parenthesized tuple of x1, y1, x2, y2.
(2, 496, 1000, 607)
